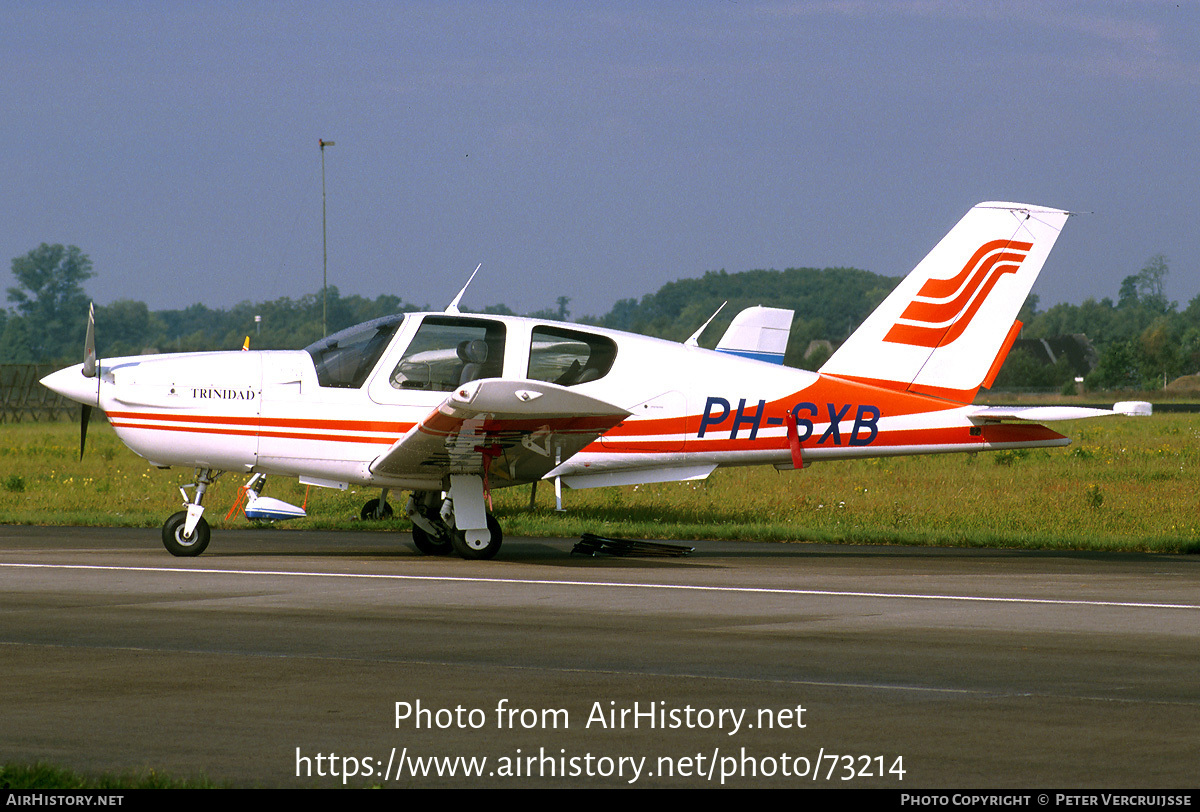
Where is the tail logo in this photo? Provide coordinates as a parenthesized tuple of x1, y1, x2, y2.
(884, 239, 1032, 348)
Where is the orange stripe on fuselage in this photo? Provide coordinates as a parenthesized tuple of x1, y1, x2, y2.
(107, 410, 410, 446)
(107, 410, 411, 434)
(594, 423, 1065, 456)
(590, 374, 1064, 455)
(109, 420, 399, 445)
(599, 374, 962, 441)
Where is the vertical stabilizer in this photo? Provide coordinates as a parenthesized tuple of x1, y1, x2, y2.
(819, 202, 1070, 402)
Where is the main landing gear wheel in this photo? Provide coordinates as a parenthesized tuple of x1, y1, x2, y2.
(360, 498, 394, 521)
(162, 510, 211, 557)
(411, 524, 454, 556)
(450, 513, 503, 560)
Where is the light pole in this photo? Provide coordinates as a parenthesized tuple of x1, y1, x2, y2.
(319, 138, 335, 337)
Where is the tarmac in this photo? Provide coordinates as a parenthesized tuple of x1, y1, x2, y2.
(1, 525, 1197, 788)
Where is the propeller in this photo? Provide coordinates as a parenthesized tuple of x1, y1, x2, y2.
(83, 302, 97, 377)
(80, 303, 97, 459)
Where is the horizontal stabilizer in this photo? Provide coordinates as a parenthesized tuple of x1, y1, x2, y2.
(967, 401, 1152, 423)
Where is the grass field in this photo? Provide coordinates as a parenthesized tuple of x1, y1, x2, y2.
(0, 762, 222, 790)
(1, 414, 1197, 553)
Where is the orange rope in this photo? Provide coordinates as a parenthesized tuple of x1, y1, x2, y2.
(224, 486, 247, 520)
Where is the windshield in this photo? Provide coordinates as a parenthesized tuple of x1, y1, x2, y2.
(304, 314, 405, 389)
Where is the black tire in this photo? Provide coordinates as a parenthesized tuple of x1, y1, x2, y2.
(411, 523, 453, 556)
(450, 513, 503, 560)
(162, 510, 211, 557)
(360, 498, 394, 521)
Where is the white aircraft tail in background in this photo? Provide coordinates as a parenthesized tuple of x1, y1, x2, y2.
(715, 305, 793, 365)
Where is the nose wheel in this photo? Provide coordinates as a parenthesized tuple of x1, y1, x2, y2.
(162, 511, 211, 557)
(161, 468, 220, 557)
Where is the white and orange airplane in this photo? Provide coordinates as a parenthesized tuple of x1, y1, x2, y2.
(41, 201, 1149, 560)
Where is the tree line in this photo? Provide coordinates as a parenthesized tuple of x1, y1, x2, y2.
(1008, 254, 1199, 390)
(3, 243, 1195, 391)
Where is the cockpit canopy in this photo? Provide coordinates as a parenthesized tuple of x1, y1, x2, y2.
(304, 313, 618, 391)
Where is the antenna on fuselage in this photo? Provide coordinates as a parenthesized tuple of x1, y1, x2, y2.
(445, 263, 482, 314)
(684, 301, 727, 347)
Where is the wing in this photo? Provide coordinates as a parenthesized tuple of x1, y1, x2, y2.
(966, 401, 1152, 423)
(368, 378, 631, 484)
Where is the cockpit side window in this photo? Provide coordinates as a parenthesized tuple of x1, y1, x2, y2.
(390, 317, 506, 391)
(305, 315, 405, 389)
(527, 326, 617, 386)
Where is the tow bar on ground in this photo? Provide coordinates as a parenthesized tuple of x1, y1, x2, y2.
(572, 533, 694, 558)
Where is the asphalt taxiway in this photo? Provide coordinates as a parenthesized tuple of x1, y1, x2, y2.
(1, 525, 1197, 788)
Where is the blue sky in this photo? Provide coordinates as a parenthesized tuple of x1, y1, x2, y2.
(3, 1, 1197, 320)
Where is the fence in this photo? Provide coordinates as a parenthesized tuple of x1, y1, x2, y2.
(0, 365, 81, 423)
